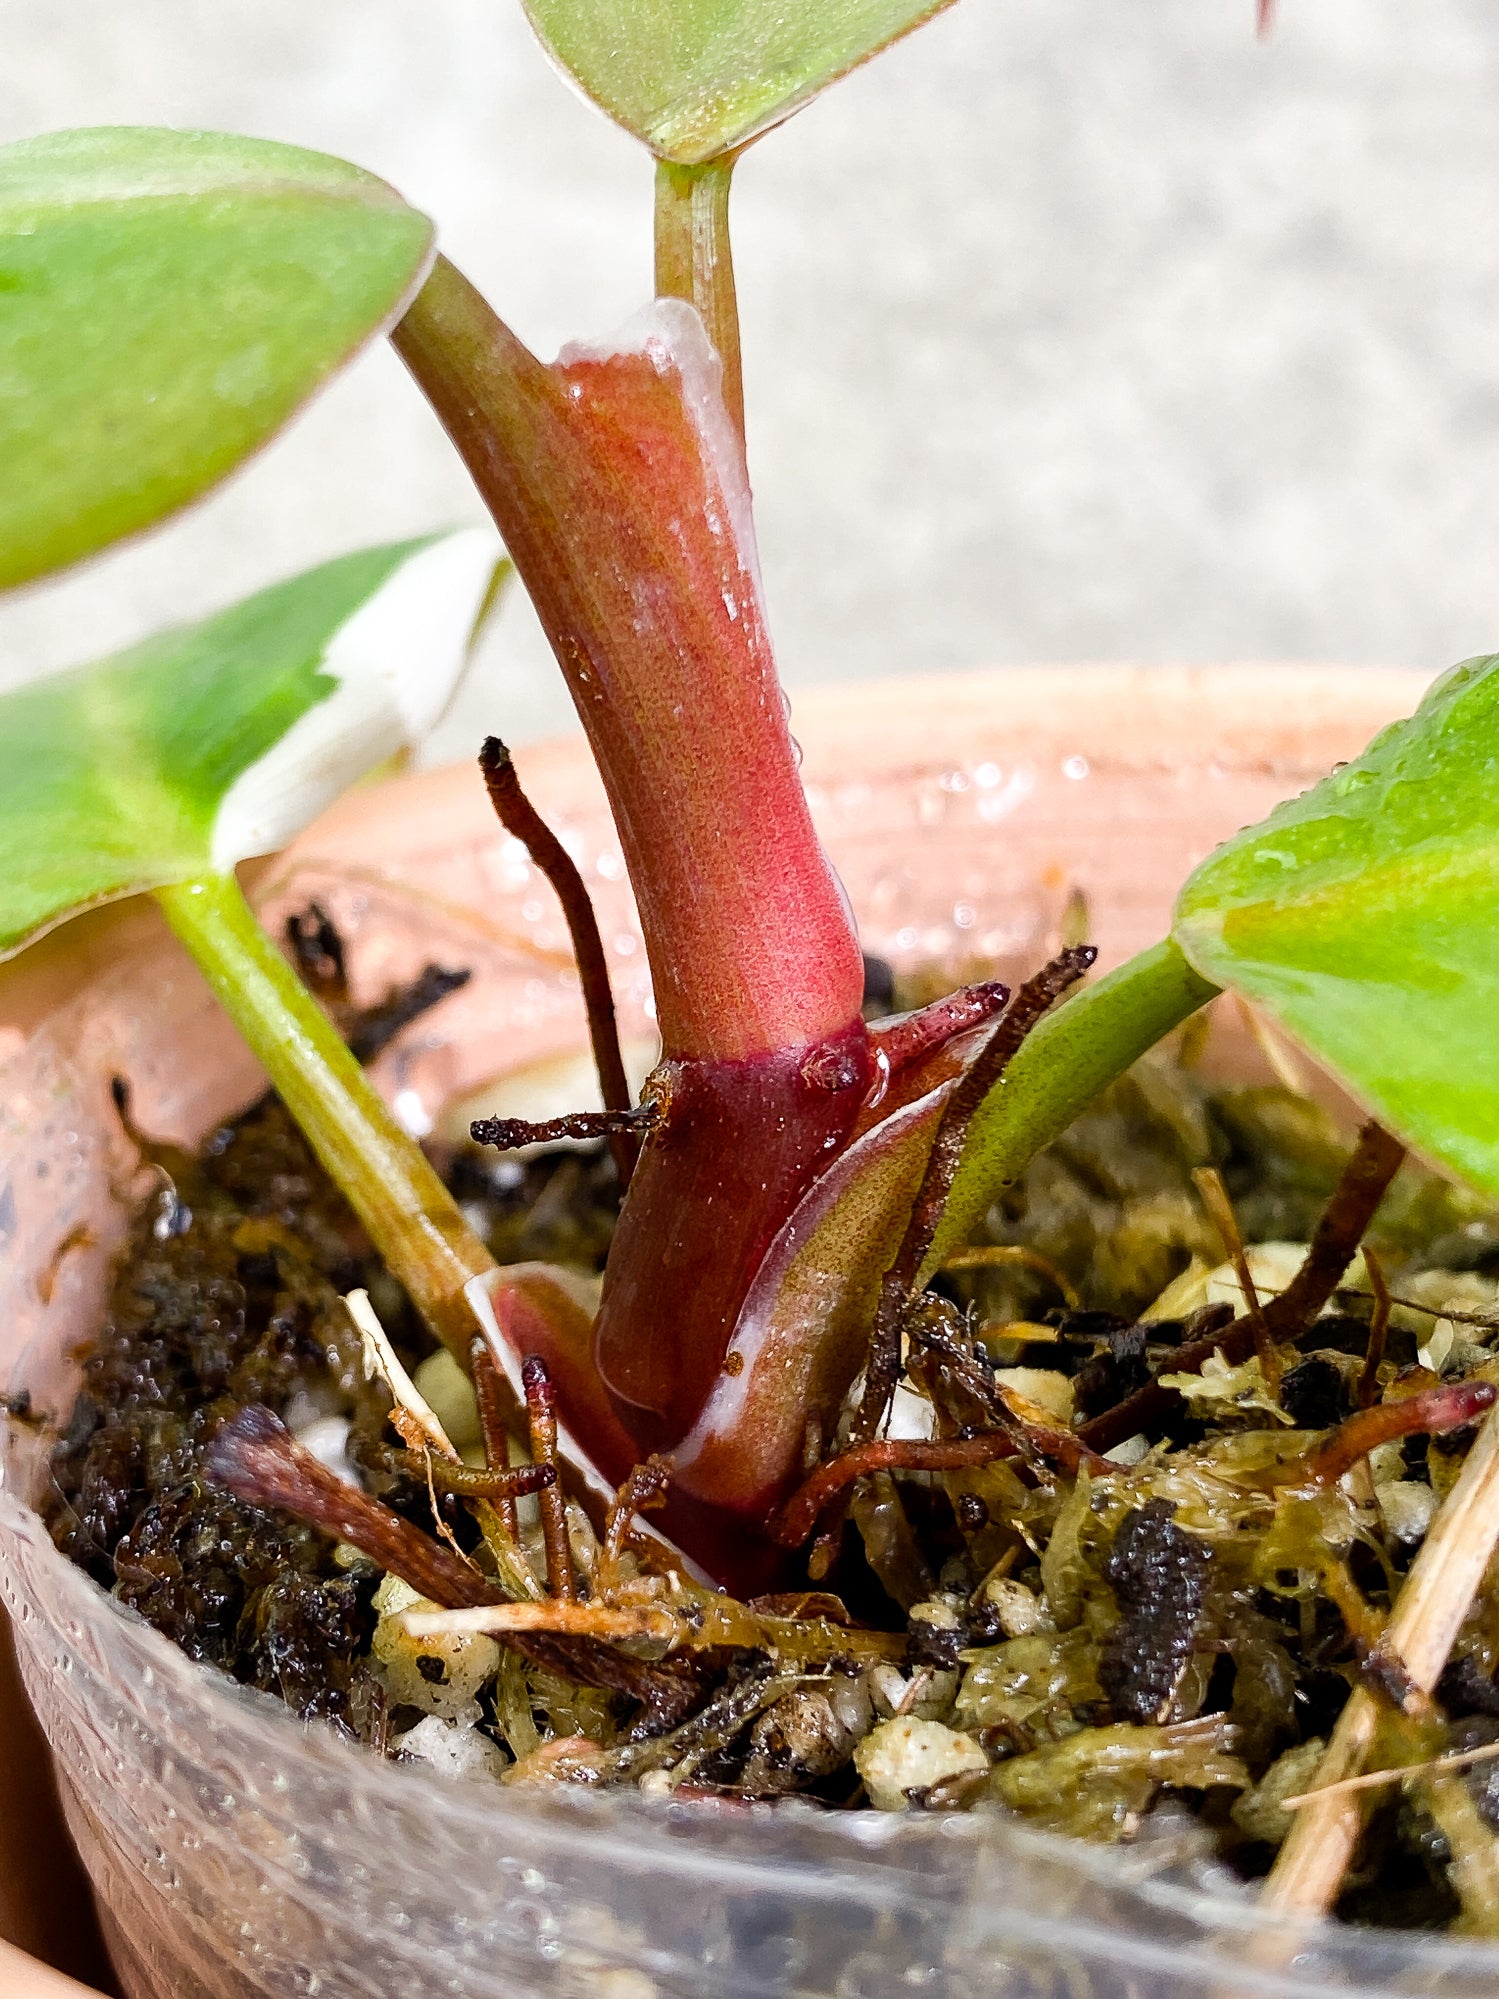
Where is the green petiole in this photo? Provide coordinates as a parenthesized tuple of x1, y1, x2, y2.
(155, 871, 495, 1361)
(926, 938, 1221, 1276)
(654, 154, 744, 446)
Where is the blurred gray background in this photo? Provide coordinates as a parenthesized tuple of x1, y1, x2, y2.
(1, 0, 1496, 756)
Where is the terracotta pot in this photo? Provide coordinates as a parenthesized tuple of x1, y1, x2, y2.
(0, 666, 1446, 1999)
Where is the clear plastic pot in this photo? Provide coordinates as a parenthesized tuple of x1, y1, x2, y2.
(7, 664, 1485, 1999)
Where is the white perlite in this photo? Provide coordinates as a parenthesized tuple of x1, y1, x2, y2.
(980, 1577, 1056, 1639)
(371, 1574, 500, 1722)
(854, 1717, 987, 1812)
(392, 1713, 509, 1785)
(1378, 1479, 1440, 1546)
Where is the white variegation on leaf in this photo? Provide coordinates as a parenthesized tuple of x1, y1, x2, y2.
(210, 528, 502, 868)
(0, 528, 508, 960)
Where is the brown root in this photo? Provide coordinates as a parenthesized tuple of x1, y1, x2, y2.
(773, 1432, 1027, 1550)
(523, 1354, 575, 1600)
(855, 947, 1096, 1447)
(479, 736, 637, 1181)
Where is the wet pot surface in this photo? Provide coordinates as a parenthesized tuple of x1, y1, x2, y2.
(7, 665, 1487, 1999)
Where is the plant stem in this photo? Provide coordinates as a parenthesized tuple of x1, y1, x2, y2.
(654, 155, 744, 450)
(857, 948, 1094, 1445)
(155, 872, 493, 1360)
(393, 257, 862, 1061)
(926, 939, 1220, 1275)
(1192, 1164, 1281, 1390)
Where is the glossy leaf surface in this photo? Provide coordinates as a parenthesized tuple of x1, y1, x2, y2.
(0, 530, 504, 957)
(0, 128, 433, 588)
(521, 0, 959, 161)
(1175, 657, 1499, 1197)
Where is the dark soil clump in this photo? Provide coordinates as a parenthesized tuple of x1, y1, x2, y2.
(1098, 1500, 1212, 1724)
(47, 1095, 395, 1731)
(44, 1079, 622, 1739)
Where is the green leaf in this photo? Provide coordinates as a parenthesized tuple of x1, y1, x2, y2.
(0, 529, 506, 958)
(1174, 656, 1499, 1197)
(521, 0, 958, 162)
(0, 128, 434, 589)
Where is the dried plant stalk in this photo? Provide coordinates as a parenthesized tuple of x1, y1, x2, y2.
(939, 1243, 1079, 1310)
(1263, 1401, 1499, 1919)
(404, 1601, 681, 1644)
(1282, 1737, 1499, 1811)
(1192, 1165, 1281, 1391)
(352, 1289, 540, 1599)
(1356, 1247, 1392, 1410)
(346, 1287, 455, 1457)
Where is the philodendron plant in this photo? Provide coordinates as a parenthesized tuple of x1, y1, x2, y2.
(3, 0, 1499, 1599)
